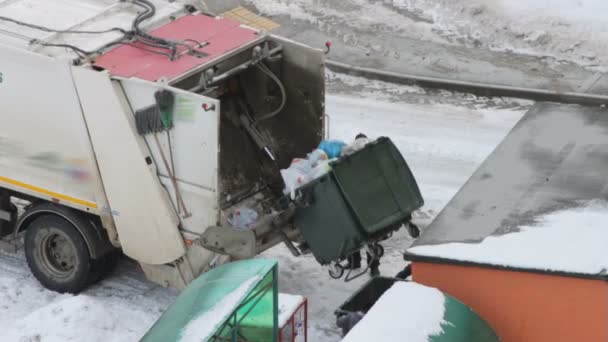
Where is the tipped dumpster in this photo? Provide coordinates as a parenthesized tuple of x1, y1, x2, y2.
(294, 137, 423, 278)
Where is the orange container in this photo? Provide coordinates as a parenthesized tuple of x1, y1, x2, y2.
(412, 261, 608, 342)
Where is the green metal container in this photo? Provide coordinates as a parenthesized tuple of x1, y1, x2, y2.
(337, 278, 500, 342)
(294, 137, 423, 264)
(141, 259, 279, 342)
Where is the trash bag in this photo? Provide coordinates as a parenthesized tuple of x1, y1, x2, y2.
(342, 136, 371, 156)
(280, 154, 333, 199)
(318, 140, 346, 159)
(281, 158, 315, 199)
(227, 207, 259, 230)
(307, 149, 329, 166)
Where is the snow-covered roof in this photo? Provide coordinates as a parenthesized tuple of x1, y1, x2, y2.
(406, 102, 608, 278)
(0, 0, 185, 59)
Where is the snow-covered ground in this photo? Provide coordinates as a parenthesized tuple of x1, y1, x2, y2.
(246, 0, 608, 71)
(0, 74, 528, 342)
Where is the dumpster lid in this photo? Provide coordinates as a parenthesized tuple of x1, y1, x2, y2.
(406, 103, 608, 279)
(141, 259, 278, 342)
(342, 281, 499, 342)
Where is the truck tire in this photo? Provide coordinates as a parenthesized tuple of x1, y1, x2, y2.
(24, 215, 92, 293)
(89, 248, 121, 283)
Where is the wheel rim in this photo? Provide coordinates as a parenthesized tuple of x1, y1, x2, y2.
(39, 230, 77, 279)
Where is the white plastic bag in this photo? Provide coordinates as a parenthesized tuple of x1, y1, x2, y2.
(310, 159, 332, 179)
(342, 137, 371, 156)
(281, 158, 314, 199)
(228, 207, 259, 230)
(281, 152, 333, 199)
(307, 149, 329, 167)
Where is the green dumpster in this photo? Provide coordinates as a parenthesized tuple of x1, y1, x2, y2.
(338, 278, 500, 342)
(294, 137, 423, 264)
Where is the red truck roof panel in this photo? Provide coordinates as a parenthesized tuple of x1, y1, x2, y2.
(94, 15, 261, 81)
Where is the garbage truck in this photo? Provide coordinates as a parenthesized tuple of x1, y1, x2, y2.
(0, 0, 326, 293)
(0, 0, 423, 294)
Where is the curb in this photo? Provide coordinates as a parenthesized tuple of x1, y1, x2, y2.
(326, 60, 608, 106)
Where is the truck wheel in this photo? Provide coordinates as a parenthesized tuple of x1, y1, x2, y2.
(24, 215, 92, 293)
(89, 248, 121, 283)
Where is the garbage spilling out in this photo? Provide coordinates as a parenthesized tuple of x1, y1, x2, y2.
(227, 207, 260, 230)
(280, 135, 371, 199)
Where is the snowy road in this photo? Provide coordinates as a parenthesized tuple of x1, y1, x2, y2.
(0, 75, 529, 342)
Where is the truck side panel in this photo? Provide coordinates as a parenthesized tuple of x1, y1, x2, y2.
(71, 67, 185, 265)
(0, 44, 105, 214)
(119, 79, 221, 235)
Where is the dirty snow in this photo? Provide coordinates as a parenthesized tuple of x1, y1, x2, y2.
(0, 75, 526, 342)
(1, 295, 143, 342)
(0, 253, 174, 342)
(179, 276, 260, 342)
(247, 0, 608, 71)
(392, 0, 608, 71)
(342, 282, 446, 342)
(408, 200, 608, 275)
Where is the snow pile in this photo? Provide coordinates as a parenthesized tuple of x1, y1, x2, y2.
(342, 282, 445, 342)
(245, 0, 440, 42)
(247, 0, 608, 71)
(409, 200, 608, 275)
(391, 0, 608, 71)
(0, 295, 142, 342)
(179, 276, 260, 342)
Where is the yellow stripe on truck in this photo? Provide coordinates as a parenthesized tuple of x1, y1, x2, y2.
(0, 175, 98, 209)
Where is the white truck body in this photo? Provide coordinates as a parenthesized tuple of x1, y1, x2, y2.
(0, 0, 325, 290)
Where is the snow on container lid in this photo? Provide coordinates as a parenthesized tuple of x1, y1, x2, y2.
(342, 281, 499, 342)
(141, 259, 279, 342)
(406, 103, 608, 278)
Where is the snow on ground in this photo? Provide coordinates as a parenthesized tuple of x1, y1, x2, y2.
(408, 200, 608, 275)
(0, 251, 175, 342)
(0, 75, 527, 342)
(392, 0, 608, 71)
(246, 0, 608, 71)
(342, 282, 445, 342)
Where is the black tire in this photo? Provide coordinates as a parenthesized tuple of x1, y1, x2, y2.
(408, 222, 421, 238)
(329, 264, 345, 279)
(24, 215, 92, 293)
(90, 248, 121, 283)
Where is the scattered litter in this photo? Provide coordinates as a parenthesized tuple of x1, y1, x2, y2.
(227, 207, 259, 230)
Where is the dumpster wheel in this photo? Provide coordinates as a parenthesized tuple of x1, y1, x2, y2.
(329, 263, 345, 279)
(407, 222, 421, 238)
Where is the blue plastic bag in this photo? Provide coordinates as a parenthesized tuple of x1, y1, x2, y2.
(318, 140, 346, 159)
